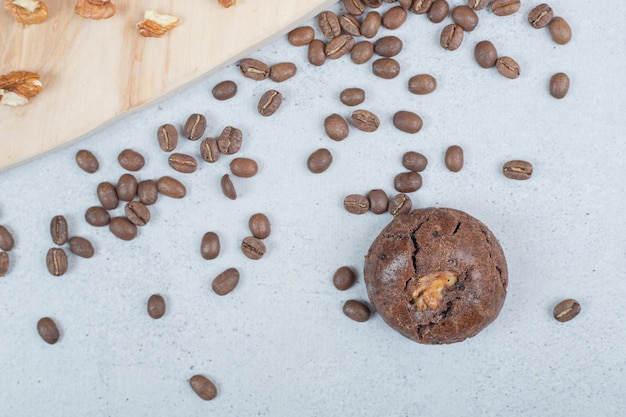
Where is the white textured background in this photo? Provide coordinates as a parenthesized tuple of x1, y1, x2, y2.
(1, 1, 625, 416)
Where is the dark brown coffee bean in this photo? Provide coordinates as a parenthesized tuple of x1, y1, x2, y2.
(318, 11, 341, 39)
(97, 182, 119, 210)
(182, 114, 207, 141)
(365, 0, 383, 7)
(410, 0, 433, 14)
(340, 88, 365, 107)
(339, 13, 361, 36)
(343, 300, 371, 322)
(212, 80, 237, 100)
(344, 194, 370, 215)
(75, 149, 99, 173)
(68, 236, 94, 258)
(109, 217, 137, 241)
(37, 317, 60, 344)
(468, 0, 488, 10)
(344, 0, 366, 16)
(190, 375, 218, 401)
(496, 56, 521, 79)
(393, 111, 423, 134)
(324, 114, 350, 141)
(445, 145, 464, 172)
(351, 41, 375, 65)
(85, 206, 110, 227)
(0, 251, 9, 277)
(549, 73, 570, 99)
(220, 174, 237, 200)
(408, 74, 437, 95)
(118, 149, 145, 171)
(157, 124, 178, 152)
(270, 62, 297, 83)
(0, 225, 14, 251)
(502, 160, 533, 180)
(368, 189, 388, 214)
(382, 6, 407, 29)
(46, 248, 68, 276)
(307, 148, 333, 174)
(394, 171, 423, 192)
(361, 11, 381, 38)
(553, 299, 580, 322)
(333, 266, 356, 291)
(212, 268, 240, 296)
(200, 137, 220, 163)
(374, 36, 403, 57)
(428, 0, 449, 23)
(402, 151, 428, 172)
(200, 232, 220, 260)
(451, 6, 478, 32)
(168, 153, 198, 174)
(239, 58, 270, 80)
(125, 201, 151, 226)
(157, 176, 186, 198)
(491, 0, 520, 16)
(326, 34, 355, 59)
(147, 294, 166, 319)
(350, 109, 380, 132)
(398, 0, 413, 8)
(116, 173, 138, 201)
(230, 158, 258, 178)
(440, 24, 464, 51)
(258, 90, 283, 117)
(241, 236, 266, 260)
(373, 58, 400, 79)
(249, 213, 271, 239)
(217, 126, 243, 155)
(388, 193, 412, 215)
(137, 180, 158, 205)
(308, 39, 327, 66)
(528, 3, 553, 29)
(288, 26, 315, 46)
(50, 215, 68, 246)
(474, 40, 498, 68)
(549, 17, 572, 45)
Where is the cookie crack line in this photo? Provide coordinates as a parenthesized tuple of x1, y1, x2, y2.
(479, 227, 507, 290)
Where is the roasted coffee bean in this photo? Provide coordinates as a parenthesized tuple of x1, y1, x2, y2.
(157, 124, 178, 152)
(258, 90, 283, 117)
(270, 62, 297, 83)
(428, 0, 449, 23)
(190, 375, 218, 401)
(230, 158, 258, 178)
(85, 206, 110, 227)
(468, 0, 488, 10)
(445, 145, 464, 172)
(394, 171, 423, 192)
(408, 74, 437, 95)
(344, 194, 370, 214)
(339, 13, 361, 36)
(361, 11, 381, 38)
(241, 236, 266, 260)
(288, 26, 315, 46)
(365, 0, 383, 7)
(491, 0, 520, 16)
(402, 151, 428, 172)
(324, 114, 350, 141)
(549, 17, 572, 45)
(109, 217, 137, 241)
(343, 300, 371, 322)
(75, 149, 99, 173)
(398, 0, 413, 8)
(553, 298, 580, 322)
(0, 252, 9, 277)
(318, 11, 341, 39)
(333, 266, 356, 291)
(528, 3, 553, 29)
(373, 58, 400, 79)
(200, 232, 220, 260)
(220, 174, 237, 200)
(157, 176, 186, 198)
(0, 225, 14, 251)
(239, 58, 270, 80)
(249, 213, 271, 239)
(307, 148, 333, 174)
(393, 111, 423, 134)
(200, 137, 220, 163)
(496, 56, 521, 79)
(168, 153, 198, 174)
(50, 215, 68, 246)
(474, 40, 498, 68)
(46, 248, 68, 276)
(212, 80, 238, 100)
(440, 24, 464, 51)
(212, 268, 240, 296)
(118, 149, 145, 171)
(97, 182, 119, 210)
(147, 294, 166, 319)
(382, 6, 408, 29)
(326, 34, 355, 59)
(388, 193, 412, 215)
(125, 201, 151, 226)
(68, 236, 95, 258)
(308, 39, 327, 66)
(374, 36, 403, 57)
(351, 41, 375, 65)
(350, 109, 380, 132)
(344, 0, 366, 16)
(182, 114, 207, 141)
(340, 88, 366, 107)
(410, 0, 433, 14)
(502, 160, 533, 180)
(451, 6, 478, 32)
(137, 180, 158, 205)
(116, 173, 138, 201)
(37, 317, 60, 344)
(368, 189, 389, 214)
(549, 73, 570, 99)
(217, 126, 243, 155)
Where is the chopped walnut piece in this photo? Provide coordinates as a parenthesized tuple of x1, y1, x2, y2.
(0, 71, 42, 106)
(218, 0, 236, 8)
(4, 0, 48, 24)
(137, 10, 179, 38)
(410, 271, 458, 312)
(75, 0, 115, 20)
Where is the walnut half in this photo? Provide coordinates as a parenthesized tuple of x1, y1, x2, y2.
(410, 271, 458, 312)
(4, 0, 48, 25)
(75, 0, 115, 20)
(0, 71, 43, 106)
(137, 10, 179, 38)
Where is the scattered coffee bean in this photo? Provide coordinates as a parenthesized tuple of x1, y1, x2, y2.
(549, 72, 570, 99)
(230, 158, 258, 178)
(182, 114, 207, 141)
(241, 236, 266, 260)
(118, 149, 145, 171)
(85, 206, 110, 227)
(125, 201, 151, 226)
(382, 6, 407, 29)
(46, 248, 68, 276)
(308, 39, 327, 66)
(393, 110, 423, 134)
(50, 215, 69, 246)
(388, 193, 412, 216)
(339, 13, 361, 36)
(137, 180, 159, 205)
(220, 174, 237, 200)
(343, 299, 371, 322)
(0, 225, 14, 251)
(249, 213, 271, 239)
(361, 11, 381, 38)
(491, 0, 520, 16)
(440, 24, 464, 51)
(318, 11, 341, 39)
(333, 266, 357, 290)
(408, 74, 437, 95)
(37, 317, 60, 344)
(428, 0, 449, 23)
(157, 124, 178, 152)
(239, 58, 270, 80)
(445, 145, 464, 172)
(212, 267, 240, 296)
(553, 298, 580, 322)
(549, 17, 571, 45)
(109, 217, 138, 241)
(398, 0, 412, 8)
(270, 62, 297, 83)
(97, 181, 119, 210)
(368, 189, 388, 214)
(326, 34, 355, 59)
(117, 173, 138, 201)
(402, 151, 428, 172)
(394, 172, 423, 193)
(324, 114, 350, 141)
(451, 6, 479, 32)
(168, 153, 198, 174)
(212, 80, 238, 101)
(351, 41, 375, 64)
(157, 176, 186, 198)
(68, 236, 95, 258)
(350, 109, 380, 132)
(344, 0, 366, 16)
(373, 58, 401, 79)
(200, 232, 221, 260)
(468, 0, 488, 11)
(410, 0, 433, 14)
(200, 137, 220, 163)
(344, 194, 370, 215)
(217, 126, 243, 155)
(528, 3, 553, 29)
(496, 56, 521, 79)
(374, 36, 403, 57)
(0, 251, 9, 277)
(340, 88, 366, 107)
(190, 375, 218, 401)
(75, 149, 99, 173)
(288, 26, 315, 46)
(502, 160, 533, 180)
(474, 40, 498, 68)
(147, 294, 166, 319)
(258, 90, 283, 117)
(307, 148, 333, 174)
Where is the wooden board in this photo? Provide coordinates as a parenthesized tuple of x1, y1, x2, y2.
(0, 0, 335, 171)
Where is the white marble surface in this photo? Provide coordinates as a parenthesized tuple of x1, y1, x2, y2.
(1, 1, 625, 416)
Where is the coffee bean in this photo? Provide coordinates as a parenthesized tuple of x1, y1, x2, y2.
(549, 72, 570, 99)
(212, 80, 238, 101)
(528, 3, 553, 29)
(212, 267, 240, 296)
(394, 171, 423, 193)
(468, 0, 488, 10)
(428, 0, 449, 23)
(350, 109, 380, 132)
(249, 213, 271, 239)
(137, 180, 159, 205)
(46, 248, 68, 276)
(308, 39, 327, 66)
(258, 90, 283, 117)
(220, 174, 237, 200)
(75, 149, 99, 173)
(307, 148, 333, 174)
(118, 149, 145, 171)
(269, 62, 297, 83)
(393, 110, 423, 134)
(125, 201, 151, 226)
(388, 193, 412, 216)
(491, 0, 520, 16)
(373, 57, 401, 79)
(200, 137, 220, 163)
(318, 11, 341, 39)
(361, 11, 381, 38)
(368, 189, 388, 214)
(549, 17, 572, 45)
(147, 294, 166, 319)
(340, 88, 365, 107)
(85, 206, 110, 227)
(339, 13, 361, 36)
(217, 126, 243, 155)
(241, 236, 266, 260)
(201, 232, 221, 260)
(324, 114, 350, 141)
(97, 181, 119, 210)
(451, 6, 478, 32)
(398, 0, 413, 8)
(343, 300, 371, 322)
(474, 40, 498, 68)
(168, 153, 198, 174)
(344, 0, 366, 16)
(502, 160, 533, 180)
(351, 41, 375, 64)
(325, 34, 355, 59)
(288, 26, 315, 46)
(365, 0, 383, 8)
(402, 151, 428, 172)
(239, 58, 270, 80)
(117, 173, 138, 201)
(344, 194, 370, 215)
(50, 215, 68, 246)
(445, 145, 464, 172)
(382, 6, 408, 29)
(0, 251, 9, 277)
(553, 298, 580, 322)
(496, 56, 521, 79)
(157, 124, 178, 152)
(37, 317, 60, 344)
(440, 24, 464, 51)
(0, 225, 14, 251)
(410, 0, 433, 14)
(408, 74, 437, 95)
(189, 375, 218, 401)
(182, 114, 207, 141)
(333, 266, 357, 290)
(230, 158, 258, 178)
(374, 36, 403, 57)
(157, 176, 186, 198)
(68, 236, 94, 258)
(109, 217, 137, 241)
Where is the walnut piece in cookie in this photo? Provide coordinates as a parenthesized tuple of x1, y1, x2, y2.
(4, 0, 48, 25)
(75, 0, 115, 20)
(0, 71, 43, 106)
(218, 0, 236, 8)
(137, 10, 179, 38)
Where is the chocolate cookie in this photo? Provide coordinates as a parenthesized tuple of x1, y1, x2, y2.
(364, 207, 508, 344)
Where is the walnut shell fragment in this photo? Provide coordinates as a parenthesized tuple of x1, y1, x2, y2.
(137, 10, 179, 37)
(4, 0, 48, 25)
(75, 0, 115, 20)
(0, 71, 42, 106)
